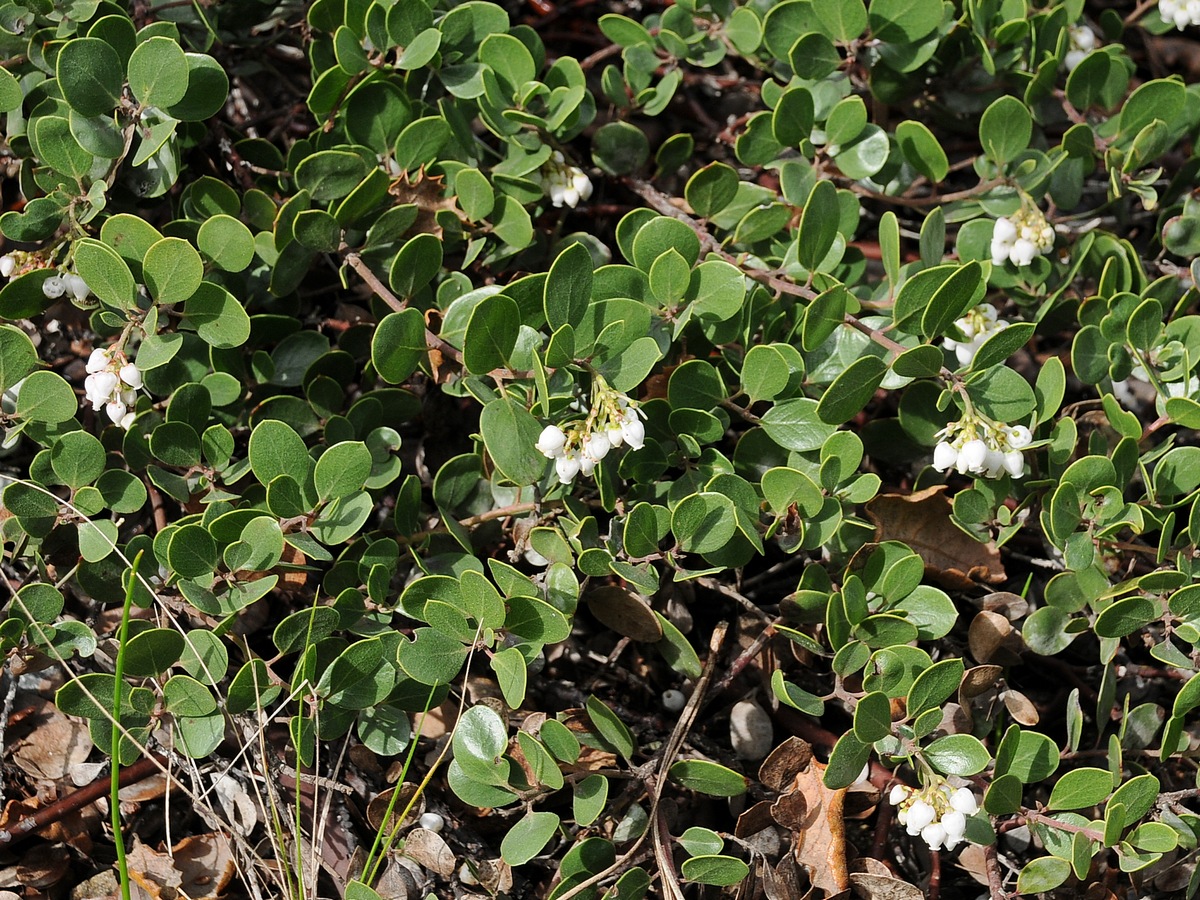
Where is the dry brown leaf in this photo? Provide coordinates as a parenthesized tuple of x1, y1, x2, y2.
(959, 665, 1003, 701)
(585, 585, 663, 642)
(9, 697, 92, 781)
(765, 738, 849, 895)
(367, 784, 424, 832)
(403, 827, 457, 876)
(955, 843, 990, 886)
(848, 872, 923, 900)
(1002, 689, 1040, 726)
(865, 486, 1005, 588)
(15, 844, 71, 889)
(736, 800, 778, 838)
(968, 610, 1023, 665)
(172, 833, 236, 900)
(127, 837, 182, 900)
(388, 170, 466, 240)
(0, 797, 98, 854)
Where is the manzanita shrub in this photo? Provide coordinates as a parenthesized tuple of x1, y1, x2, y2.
(2, 0, 1200, 896)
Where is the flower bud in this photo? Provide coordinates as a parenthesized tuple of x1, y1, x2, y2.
(1008, 425, 1032, 448)
(105, 400, 127, 423)
(87, 348, 111, 374)
(583, 432, 611, 461)
(889, 784, 910, 806)
(933, 441, 958, 472)
(992, 217, 1017, 244)
(949, 787, 979, 815)
(941, 810, 967, 840)
(1003, 450, 1025, 478)
(536, 424, 567, 457)
(620, 416, 645, 450)
(85, 371, 119, 409)
(922, 822, 947, 851)
(42, 275, 65, 299)
(65, 274, 90, 301)
(958, 439, 988, 473)
(0, 255, 14, 278)
(555, 453, 580, 483)
(905, 799, 936, 835)
(119, 363, 143, 390)
(578, 454, 596, 477)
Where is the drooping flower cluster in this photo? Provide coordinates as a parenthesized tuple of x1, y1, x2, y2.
(535, 378, 645, 484)
(538, 151, 593, 209)
(942, 304, 1008, 368)
(990, 203, 1055, 268)
(934, 413, 1033, 479)
(1160, 0, 1200, 30)
(890, 782, 980, 853)
(1064, 24, 1097, 71)
(84, 347, 142, 429)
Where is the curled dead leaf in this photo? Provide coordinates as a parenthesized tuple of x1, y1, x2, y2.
(959, 665, 1004, 701)
(368, 784, 425, 832)
(1002, 690, 1040, 726)
(585, 585, 662, 642)
(979, 591, 1029, 620)
(849, 872, 924, 900)
(403, 827, 457, 877)
(968, 610, 1023, 665)
(866, 486, 1005, 588)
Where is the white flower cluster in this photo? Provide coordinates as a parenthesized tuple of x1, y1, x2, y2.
(934, 415, 1033, 479)
(990, 204, 1054, 268)
(84, 347, 142, 429)
(1064, 24, 1097, 71)
(1, 252, 93, 302)
(538, 151, 593, 209)
(890, 782, 980, 853)
(1160, 0, 1200, 30)
(535, 381, 645, 484)
(943, 304, 1008, 368)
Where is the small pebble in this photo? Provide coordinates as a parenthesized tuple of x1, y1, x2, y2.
(662, 689, 686, 712)
(729, 699, 773, 761)
(419, 812, 444, 833)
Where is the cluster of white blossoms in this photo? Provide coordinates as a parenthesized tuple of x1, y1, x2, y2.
(1160, 0, 1200, 30)
(890, 782, 980, 853)
(538, 151, 593, 209)
(1064, 24, 1097, 71)
(990, 204, 1055, 268)
(934, 413, 1033, 479)
(535, 379, 645, 484)
(943, 304, 1008, 368)
(84, 347, 142, 429)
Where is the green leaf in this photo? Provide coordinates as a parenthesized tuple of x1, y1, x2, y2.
(501, 811, 560, 866)
(824, 731, 871, 788)
(680, 855, 750, 887)
(372, 309, 427, 384)
(970, 322, 1036, 371)
(51, 431, 106, 489)
(74, 238, 137, 309)
(573, 774, 608, 826)
(183, 283, 251, 348)
(451, 710, 506, 787)
(16, 371, 77, 424)
(853, 690, 892, 742)
(586, 695, 635, 760)
(985, 773, 1023, 815)
(163, 674, 217, 717)
(1016, 857, 1071, 894)
(921, 261, 982, 339)
(315, 441, 372, 501)
(797, 179, 839, 271)
(896, 120, 948, 182)
(544, 242, 592, 331)
(816, 355, 887, 424)
(166, 53, 229, 121)
(979, 95, 1032, 166)
(772, 670, 824, 716)
(672, 492, 736, 555)
(907, 658, 964, 719)
(34, 116, 93, 179)
(197, 215, 254, 272)
(0, 68, 20, 112)
(127, 37, 189, 107)
(868, 0, 943, 42)
(123, 627, 186, 676)
(143, 237, 203, 305)
(592, 121, 649, 175)
(491, 646, 528, 708)
(389, 233, 441, 299)
(0, 326, 39, 393)
(249, 419, 311, 489)
(1094, 596, 1158, 638)
(1049, 767, 1114, 810)
(480, 397, 545, 486)
(789, 32, 839, 79)
(57, 38, 123, 116)
(685, 162, 739, 218)
(741, 345, 791, 402)
(395, 628, 467, 686)
(669, 760, 747, 796)
(464, 294, 519, 373)
(923, 733, 990, 776)
(167, 524, 218, 578)
(294, 150, 370, 202)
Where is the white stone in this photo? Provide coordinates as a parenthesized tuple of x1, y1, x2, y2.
(729, 699, 773, 761)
